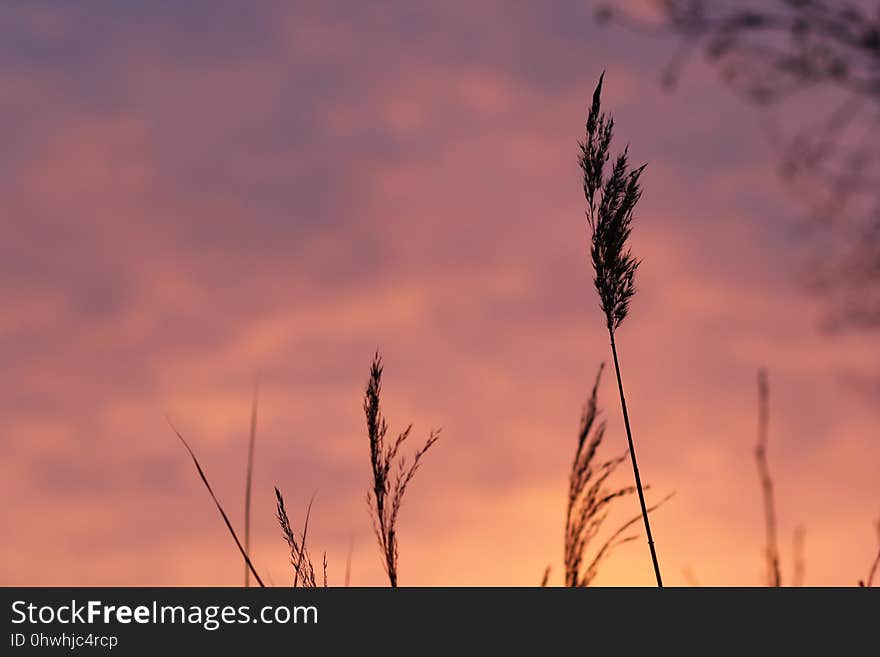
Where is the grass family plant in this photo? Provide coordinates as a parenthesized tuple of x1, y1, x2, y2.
(579, 73, 663, 586)
(562, 363, 671, 586)
(364, 352, 440, 587)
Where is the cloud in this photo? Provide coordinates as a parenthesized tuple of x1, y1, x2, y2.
(1, 0, 877, 587)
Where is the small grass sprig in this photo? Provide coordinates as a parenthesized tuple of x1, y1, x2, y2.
(274, 487, 326, 587)
(579, 72, 663, 586)
(565, 363, 634, 586)
(364, 352, 440, 587)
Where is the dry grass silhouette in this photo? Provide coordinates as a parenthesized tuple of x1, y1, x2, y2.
(559, 363, 672, 587)
(364, 352, 441, 587)
(564, 363, 633, 587)
(755, 369, 781, 586)
(172, 411, 329, 588)
(274, 487, 326, 587)
(161, 75, 873, 590)
(243, 382, 258, 587)
(859, 518, 880, 587)
(580, 72, 664, 586)
(170, 420, 265, 587)
(540, 566, 551, 587)
(755, 369, 808, 587)
(169, 359, 878, 588)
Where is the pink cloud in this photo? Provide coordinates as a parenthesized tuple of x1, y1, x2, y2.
(1, 0, 877, 588)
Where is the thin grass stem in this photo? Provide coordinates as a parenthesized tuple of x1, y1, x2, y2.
(609, 331, 663, 587)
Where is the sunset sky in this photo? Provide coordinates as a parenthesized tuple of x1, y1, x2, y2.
(2, 0, 878, 587)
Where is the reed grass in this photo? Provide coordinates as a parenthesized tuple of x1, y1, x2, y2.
(364, 352, 440, 587)
(564, 363, 632, 586)
(541, 363, 672, 586)
(579, 72, 663, 586)
(563, 364, 672, 586)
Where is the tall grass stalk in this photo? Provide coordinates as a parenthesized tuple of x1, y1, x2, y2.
(579, 72, 663, 586)
(170, 420, 265, 587)
(755, 368, 781, 586)
(243, 381, 258, 587)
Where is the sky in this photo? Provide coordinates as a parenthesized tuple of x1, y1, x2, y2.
(1, 0, 878, 587)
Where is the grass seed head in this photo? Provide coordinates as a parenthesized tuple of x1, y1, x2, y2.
(580, 74, 646, 332)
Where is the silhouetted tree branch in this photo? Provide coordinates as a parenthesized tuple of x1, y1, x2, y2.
(597, 1, 880, 329)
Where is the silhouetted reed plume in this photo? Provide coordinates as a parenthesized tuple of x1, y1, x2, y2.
(364, 352, 440, 587)
(563, 363, 672, 587)
(579, 73, 663, 586)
